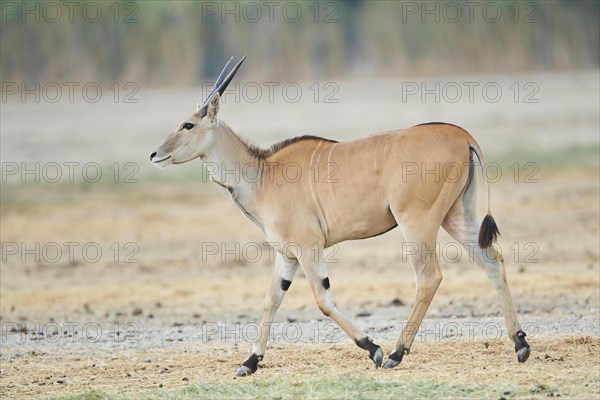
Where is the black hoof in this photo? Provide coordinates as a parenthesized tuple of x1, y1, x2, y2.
(235, 354, 262, 377)
(516, 346, 530, 363)
(372, 347, 384, 368)
(382, 346, 407, 369)
(235, 365, 254, 377)
(514, 330, 530, 363)
(355, 337, 383, 368)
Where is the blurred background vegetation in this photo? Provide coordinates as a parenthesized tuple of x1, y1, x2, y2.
(1, 0, 598, 86)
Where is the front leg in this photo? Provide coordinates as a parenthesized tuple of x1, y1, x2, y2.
(300, 245, 383, 368)
(235, 253, 298, 376)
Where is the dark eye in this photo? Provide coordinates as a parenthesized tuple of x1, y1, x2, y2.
(183, 122, 195, 130)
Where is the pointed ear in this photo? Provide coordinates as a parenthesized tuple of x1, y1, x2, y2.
(207, 93, 220, 122)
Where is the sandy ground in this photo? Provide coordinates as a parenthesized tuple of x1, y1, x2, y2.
(1, 72, 599, 398)
(1, 164, 598, 399)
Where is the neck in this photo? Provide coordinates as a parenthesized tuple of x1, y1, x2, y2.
(202, 121, 262, 187)
(201, 121, 264, 225)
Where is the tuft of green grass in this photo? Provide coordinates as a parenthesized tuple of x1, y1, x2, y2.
(53, 374, 518, 400)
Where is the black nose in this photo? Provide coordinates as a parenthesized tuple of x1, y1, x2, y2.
(150, 151, 157, 161)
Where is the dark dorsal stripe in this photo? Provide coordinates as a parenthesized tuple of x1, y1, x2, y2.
(220, 123, 338, 161)
(414, 122, 462, 129)
(247, 135, 338, 160)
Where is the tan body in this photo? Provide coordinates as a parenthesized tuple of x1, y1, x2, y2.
(151, 59, 530, 375)
(257, 125, 472, 248)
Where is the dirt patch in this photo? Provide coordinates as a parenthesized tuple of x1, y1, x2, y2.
(1, 337, 598, 399)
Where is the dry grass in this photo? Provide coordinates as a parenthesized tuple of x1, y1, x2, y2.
(1, 337, 598, 399)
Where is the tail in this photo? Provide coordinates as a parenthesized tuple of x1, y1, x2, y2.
(469, 144, 500, 248)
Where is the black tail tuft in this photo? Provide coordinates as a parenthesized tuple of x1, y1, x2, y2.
(479, 214, 500, 248)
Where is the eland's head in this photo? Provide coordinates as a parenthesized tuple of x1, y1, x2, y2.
(150, 56, 246, 167)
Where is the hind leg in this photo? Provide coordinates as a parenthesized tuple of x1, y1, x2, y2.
(383, 218, 443, 368)
(442, 184, 530, 362)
